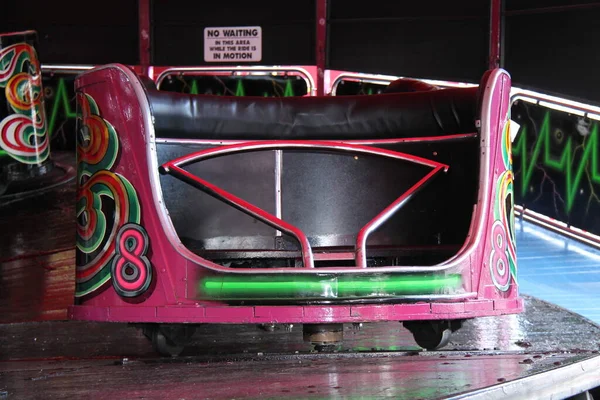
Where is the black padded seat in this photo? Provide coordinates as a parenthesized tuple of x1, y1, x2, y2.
(146, 87, 478, 140)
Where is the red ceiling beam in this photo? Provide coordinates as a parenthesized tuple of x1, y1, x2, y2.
(489, 0, 503, 69)
(139, 0, 151, 76)
(316, 0, 328, 96)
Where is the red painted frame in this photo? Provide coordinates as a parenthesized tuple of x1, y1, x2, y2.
(315, 0, 327, 96)
(138, 0, 151, 76)
(69, 64, 523, 325)
(489, 0, 503, 69)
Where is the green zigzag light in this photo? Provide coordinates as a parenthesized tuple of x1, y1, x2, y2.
(189, 78, 296, 97)
(48, 78, 78, 137)
(0, 77, 76, 157)
(0, 76, 299, 157)
(513, 111, 600, 213)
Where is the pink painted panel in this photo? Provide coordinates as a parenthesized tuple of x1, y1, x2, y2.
(472, 68, 518, 308)
(432, 303, 466, 314)
(350, 303, 431, 319)
(254, 306, 304, 320)
(392, 303, 432, 316)
(205, 307, 254, 320)
(494, 299, 521, 311)
(70, 298, 523, 324)
(70, 64, 522, 326)
(69, 305, 109, 321)
(156, 306, 206, 320)
(109, 306, 156, 321)
(464, 301, 494, 313)
(303, 306, 350, 321)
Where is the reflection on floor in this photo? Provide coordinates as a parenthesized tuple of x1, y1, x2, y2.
(516, 218, 600, 324)
(2, 296, 600, 399)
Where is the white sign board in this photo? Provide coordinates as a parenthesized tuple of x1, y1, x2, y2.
(204, 26, 262, 63)
(509, 120, 520, 142)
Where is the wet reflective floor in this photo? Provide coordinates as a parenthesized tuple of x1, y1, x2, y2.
(1, 152, 600, 398)
(1, 350, 596, 399)
(0, 153, 76, 324)
(516, 218, 600, 324)
(2, 295, 600, 360)
(1, 295, 599, 399)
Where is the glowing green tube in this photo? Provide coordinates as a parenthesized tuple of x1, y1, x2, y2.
(200, 273, 462, 300)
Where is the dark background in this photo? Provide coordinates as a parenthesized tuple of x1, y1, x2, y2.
(3, 0, 600, 104)
(504, 0, 600, 104)
(1, 0, 139, 65)
(4, 0, 600, 234)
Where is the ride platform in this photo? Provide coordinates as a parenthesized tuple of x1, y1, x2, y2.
(0, 152, 599, 399)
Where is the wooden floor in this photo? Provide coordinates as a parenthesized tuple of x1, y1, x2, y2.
(0, 152, 76, 323)
(1, 152, 600, 399)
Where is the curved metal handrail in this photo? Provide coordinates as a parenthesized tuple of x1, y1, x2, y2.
(161, 140, 449, 269)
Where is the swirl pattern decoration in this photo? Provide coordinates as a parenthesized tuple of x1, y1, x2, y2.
(75, 93, 144, 298)
(490, 118, 517, 292)
(0, 43, 49, 164)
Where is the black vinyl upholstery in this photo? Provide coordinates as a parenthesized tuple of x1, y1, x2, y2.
(145, 86, 478, 140)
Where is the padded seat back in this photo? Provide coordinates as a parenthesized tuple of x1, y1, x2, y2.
(146, 87, 479, 140)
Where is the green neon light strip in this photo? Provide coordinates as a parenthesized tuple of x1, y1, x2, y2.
(513, 111, 600, 213)
(48, 78, 77, 137)
(188, 78, 298, 97)
(200, 273, 462, 300)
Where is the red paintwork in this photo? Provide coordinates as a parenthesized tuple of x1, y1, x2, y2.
(489, 0, 503, 69)
(70, 64, 523, 324)
(138, 0, 151, 76)
(70, 297, 523, 323)
(316, 0, 327, 96)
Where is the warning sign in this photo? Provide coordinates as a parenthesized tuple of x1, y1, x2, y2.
(204, 26, 262, 63)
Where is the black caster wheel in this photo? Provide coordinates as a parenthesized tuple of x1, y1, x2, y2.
(152, 329, 185, 357)
(303, 323, 343, 352)
(403, 320, 462, 350)
(258, 323, 294, 332)
(258, 323, 276, 332)
(0, 174, 7, 197)
(143, 324, 196, 357)
(314, 344, 339, 353)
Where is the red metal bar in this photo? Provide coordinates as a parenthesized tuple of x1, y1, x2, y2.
(165, 140, 446, 170)
(161, 140, 449, 271)
(167, 165, 315, 269)
(489, 0, 502, 69)
(156, 133, 478, 146)
(515, 205, 600, 249)
(355, 166, 445, 268)
(316, 0, 328, 96)
(138, 0, 151, 76)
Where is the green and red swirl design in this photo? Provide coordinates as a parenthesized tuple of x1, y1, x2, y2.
(0, 43, 49, 164)
(76, 93, 142, 297)
(489, 117, 517, 292)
